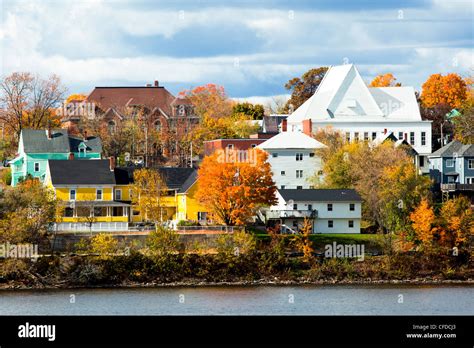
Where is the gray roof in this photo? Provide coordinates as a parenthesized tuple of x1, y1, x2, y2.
(22, 129, 70, 153)
(48, 160, 115, 185)
(69, 136, 102, 153)
(21, 129, 102, 154)
(114, 166, 197, 192)
(430, 140, 474, 158)
(279, 189, 362, 202)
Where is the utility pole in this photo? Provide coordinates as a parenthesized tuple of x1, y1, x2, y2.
(190, 141, 193, 168)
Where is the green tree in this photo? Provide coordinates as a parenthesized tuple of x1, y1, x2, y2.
(146, 225, 180, 257)
(284, 67, 329, 112)
(232, 102, 265, 120)
(0, 179, 58, 244)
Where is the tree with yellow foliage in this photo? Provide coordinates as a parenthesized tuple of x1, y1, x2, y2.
(196, 149, 277, 226)
(131, 168, 168, 225)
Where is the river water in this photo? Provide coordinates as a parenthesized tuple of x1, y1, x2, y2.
(0, 285, 472, 315)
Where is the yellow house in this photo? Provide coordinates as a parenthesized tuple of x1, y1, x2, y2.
(46, 160, 209, 232)
(45, 159, 131, 232)
(113, 166, 206, 225)
(176, 177, 209, 223)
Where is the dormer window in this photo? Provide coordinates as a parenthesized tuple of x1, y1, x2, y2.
(108, 121, 116, 134)
(78, 142, 87, 157)
(155, 120, 161, 132)
(177, 105, 186, 116)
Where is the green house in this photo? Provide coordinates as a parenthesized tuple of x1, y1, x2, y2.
(9, 129, 102, 186)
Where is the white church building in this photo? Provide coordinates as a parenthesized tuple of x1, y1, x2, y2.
(286, 64, 432, 172)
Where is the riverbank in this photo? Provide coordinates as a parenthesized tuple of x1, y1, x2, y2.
(1, 251, 473, 290)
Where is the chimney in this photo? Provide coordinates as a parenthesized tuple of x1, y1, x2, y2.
(154, 80, 159, 87)
(47, 122, 52, 140)
(281, 119, 287, 132)
(383, 128, 387, 134)
(83, 130, 88, 142)
(146, 83, 152, 87)
(404, 133, 407, 141)
(302, 119, 312, 136)
(109, 156, 115, 171)
(68, 152, 74, 160)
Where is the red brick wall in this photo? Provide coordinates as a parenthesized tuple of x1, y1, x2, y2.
(203, 139, 267, 156)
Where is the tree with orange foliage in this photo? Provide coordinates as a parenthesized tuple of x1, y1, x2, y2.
(66, 93, 87, 103)
(196, 149, 277, 226)
(421, 73, 468, 109)
(369, 73, 401, 87)
(180, 83, 233, 120)
(438, 196, 474, 251)
(409, 198, 436, 250)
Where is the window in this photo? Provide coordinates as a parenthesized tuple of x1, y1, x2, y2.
(419, 156, 425, 167)
(345, 132, 351, 142)
(292, 220, 298, 227)
(350, 203, 355, 211)
(296, 186, 303, 189)
(307, 204, 312, 211)
(354, 132, 359, 141)
(468, 159, 474, 169)
(309, 153, 315, 157)
(328, 220, 333, 228)
(398, 132, 403, 140)
(317, 170, 323, 175)
(466, 177, 474, 184)
(348, 220, 354, 228)
(93, 207, 107, 217)
(364, 132, 369, 141)
(64, 208, 74, 217)
(372, 132, 377, 140)
(34, 162, 40, 172)
(293, 203, 298, 210)
(281, 185, 285, 189)
(446, 159, 454, 167)
(327, 203, 333, 211)
(296, 170, 303, 178)
(272, 153, 278, 158)
(96, 189, 103, 200)
(155, 120, 161, 132)
(421, 132, 426, 146)
(280, 171, 286, 176)
(251, 144, 257, 148)
(70, 189, 76, 201)
(115, 189, 122, 200)
(79, 147, 86, 157)
(227, 144, 234, 150)
(129, 189, 133, 199)
(178, 105, 186, 116)
(197, 212, 207, 221)
(296, 153, 303, 161)
(108, 121, 116, 134)
(133, 210, 140, 216)
(112, 207, 124, 216)
(410, 132, 415, 145)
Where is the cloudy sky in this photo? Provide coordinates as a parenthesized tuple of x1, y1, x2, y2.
(0, 0, 472, 103)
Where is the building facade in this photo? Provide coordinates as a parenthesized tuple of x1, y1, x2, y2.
(9, 129, 102, 186)
(257, 131, 326, 189)
(265, 189, 362, 234)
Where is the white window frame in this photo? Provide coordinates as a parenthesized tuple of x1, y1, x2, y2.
(70, 189, 76, 201)
(327, 203, 333, 211)
(328, 220, 333, 228)
(296, 153, 303, 161)
(96, 189, 103, 200)
(280, 171, 286, 176)
(421, 132, 426, 146)
(410, 132, 415, 145)
(115, 189, 122, 200)
(348, 220, 354, 228)
(296, 170, 303, 178)
(349, 203, 355, 211)
(227, 144, 234, 150)
(398, 132, 403, 140)
(446, 159, 454, 167)
(468, 159, 474, 170)
(465, 177, 474, 184)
